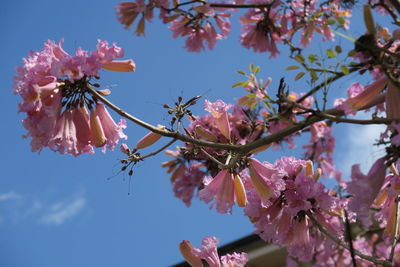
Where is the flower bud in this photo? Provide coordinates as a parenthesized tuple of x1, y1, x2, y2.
(102, 59, 136, 72)
(170, 164, 186, 183)
(97, 89, 111, 96)
(179, 241, 203, 267)
(234, 175, 247, 207)
(249, 144, 271, 155)
(90, 108, 107, 147)
(305, 160, 314, 178)
(135, 125, 165, 149)
(363, 5, 376, 35)
(194, 125, 218, 141)
(120, 143, 130, 155)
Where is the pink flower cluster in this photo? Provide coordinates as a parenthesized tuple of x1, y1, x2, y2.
(240, 1, 286, 57)
(243, 157, 338, 261)
(336, 28, 400, 122)
(169, 5, 232, 52)
(162, 100, 259, 207)
(14, 40, 135, 155)
(303, 121, 338, 178)
(180, 236, 248, 267)
(117, 0, 351, 55)
(347, 157, 400, 239)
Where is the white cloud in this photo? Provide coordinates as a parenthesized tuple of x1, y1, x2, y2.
(0, 190, 87, 226)
(39, 197, 86, 226)
(0, 191, 22, 202)
(338, 112, 386, 178)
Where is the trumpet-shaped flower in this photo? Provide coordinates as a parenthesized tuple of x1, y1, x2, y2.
(199, 170, 235, 214)
(204, 100, 232, 141)
(347, 157, 387, 226)
(14, 39, 134, 155)
(244, 157, 338, 261)
(182, 236, 248, 267)
(135, 125, 165, 149)
(248, 158, 285, 201)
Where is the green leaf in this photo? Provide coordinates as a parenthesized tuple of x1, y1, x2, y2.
(337, 16, 346, 25)
(236, 70, 246, 75)
(348, 50, 357, 57)
(246, 93, 256, 98)
(340, 65, 350, 75)
(326, 49, 337, 58)
(232, 81, 244, 88)
(250, 102, 258, 109)
(249, 64, 254, 72)
(310, 70, 318, 82)
(308, 54, 318, 63)
(294, 54, 305, 64)
(335, 45, 342, 54)
(295, 72, 306, 81)
(327, 18, 336, 25)
(254, 66, 260, 74)
(242, 80, 250, 87)
(263, 101, 271, 109)
(286, 65, 300, 70)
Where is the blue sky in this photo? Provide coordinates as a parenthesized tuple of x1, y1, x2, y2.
(0, 1, 388, 266)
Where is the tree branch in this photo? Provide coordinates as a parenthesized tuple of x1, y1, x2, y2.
(389, 195, 400, 263)
(141, 139, 177, 160)
(307, 212, 391, 267)
(89, 85, 386, 156)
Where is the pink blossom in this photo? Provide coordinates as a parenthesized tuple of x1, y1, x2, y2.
(246, 157, 338, 261)
(14, 39, 133, 155)
(116, 1, 154, 36)
(204, 100, 232, 141)
(339, 78, 387, 115)
(248, 158, 285, 201)
(303, 121, 336, 177)
(199, 170, 235, 214)
(215, 16, 231, 38)
(374, 162, 400, 236)
(204, 100, 232, 119)
(135, 125, 165, 149)
(192, 236, 221, 267)
(347, 157, 387, 226)
(220, 252, 248, 267)
(182, 236, 248, 267)
(179, 240, 203, 267)
(172, 164, 204, 207)
(120, 143, 130, 155)
(48, 110, 79, 155)
(168, 7, 231, 52)
(72, 107, 94, 154)
(240, 7, 285, 57)
(96, 103, 127, 152)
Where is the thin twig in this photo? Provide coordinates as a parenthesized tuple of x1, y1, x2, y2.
(285, 94, 391, 125)
(344, 210, 357, 267)
(316, 112, 395, 125)
(296, 67, 361, 104)
(209, 2, 272, 8)
(200, 148, 226, 168)
(307, 212, 391, 267)
(389, 0, 400, 15)
(141, 139, 177, 160)
(389, 195, 400, 262)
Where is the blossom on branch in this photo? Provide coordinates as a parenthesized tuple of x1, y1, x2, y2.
(14, 39, 134, 155)
(180, 236, 248, 267)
